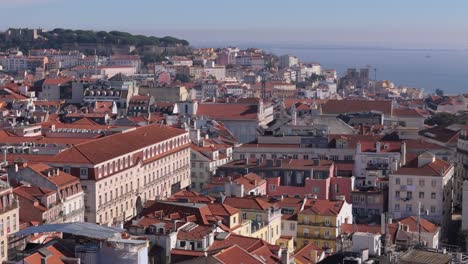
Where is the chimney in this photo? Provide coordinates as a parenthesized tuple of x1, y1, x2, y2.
(310, 249, 317, 263)
(376, 141, 381, 153)
(401, 141, 407, 166)
(41, 256, 49, 264)
(281, 249, 290, 264)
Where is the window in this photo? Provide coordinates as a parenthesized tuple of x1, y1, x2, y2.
(180, 241, 186, 247)
(324, 230, 330, 239)
(63, 167, 71, 174)
(419, 179, 425, 187)
(431, 180, 437, 187)
(430, 206, 436, 213)
(334, 184, 339, 193)
(233, 216, 236, 224)
(406, 204, 412, 212)
(313, 187, 319, 193)
(1, 241, 4, 258)
(395, 204, 400, 212)
(395, 191, 400, 199)
(431, 192, 436, 199)
(419, 192, 425, 199)
(242, 212, 247, 220)
(304, 155, 309, 160)
(407, 178, 413, 185)
(344, 155, 353, 161)
(0, 219, 3, 235)
(395, 178, 400, 185)
(407, 191, 412, 199)
(99, 195, 102, 206)
(80, 168, 88, 178)
(324, 218, 331, 226)
(269, 184, 277, 191)
(289, 223, 295, 231)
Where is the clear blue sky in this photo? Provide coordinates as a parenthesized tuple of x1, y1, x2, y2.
(1, 0, 467, 48)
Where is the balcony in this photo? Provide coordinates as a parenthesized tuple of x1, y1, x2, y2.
(366, 163, 389, 170)
(0, 199, 19, 214)
(63, 208, 85, 222)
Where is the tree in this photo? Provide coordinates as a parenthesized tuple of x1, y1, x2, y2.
(435, 89, 444, 96)
(425, 112, 464, 126)
(174, 73, 191, 83)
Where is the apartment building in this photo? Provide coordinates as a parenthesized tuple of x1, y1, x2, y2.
(191, 140, 233, 191)
(296, 198, 352, 251)
(354, 141, 405, 187)
(8, 163, 85, 222)
(46, 124, 191, 227)
(224, 197, 282, 245)
(217, 158, 354, 202)
(0, 183, 19, 263)
(388, 152, 454, 236)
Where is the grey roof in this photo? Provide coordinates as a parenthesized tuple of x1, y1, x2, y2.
(14, 222, 124, 240)
(398, 248, 452, 264)
(158, 201, 207, 208)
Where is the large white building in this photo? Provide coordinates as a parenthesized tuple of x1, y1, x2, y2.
(279, 55, 299, 68)
(203, 66, 226, 80)
(46, 124, 191, 227)
(388, 152, 454, 236)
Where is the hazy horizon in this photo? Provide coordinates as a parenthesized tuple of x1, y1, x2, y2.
(0, 0, 467, 50)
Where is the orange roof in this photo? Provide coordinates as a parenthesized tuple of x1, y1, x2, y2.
(196, 103, 258, 120)
(392, 108, 424, 118)
(43, 77, 73, 86)
(301, 199, 345, 216)
(395, 216, 438, 233)
(294, 242, 323, 264)
(27, 163, 79, 187)
(393, 158, 452, 177)
(52, 124, 187, 165)
(23, 244, 72, 264)
(224, 197, 274, 211)
(341, 223, 382, 235)
(214, 245, 264, 264)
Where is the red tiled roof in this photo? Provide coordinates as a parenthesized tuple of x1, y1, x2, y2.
(43, 77, 73, 86)
(177, 224, 213, 240)
(302, 199, 345, 216)
(26, 163, 79, 187)
(207, 203, 239, 217)
(214, 245, 264, 264)
(394, 216, 438, 233)
(341, 223, 382, 235)
(393, 158, 452, 177)
(404, 139, 450, 150)
(52, 124, 187, 165)
(294, 242, 324, 264)
(224, 197, 273, 211)
(23, 244, 72, 264)
(392, 108, 424, 118)
(196, 103, 258, 120)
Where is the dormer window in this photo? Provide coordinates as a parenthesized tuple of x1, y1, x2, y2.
(80, 168, 88, 179)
